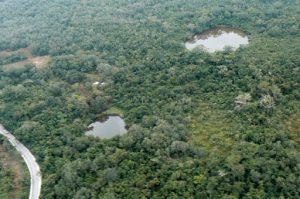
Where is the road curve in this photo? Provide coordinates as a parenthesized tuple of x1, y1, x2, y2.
(0, 124, 42, 199)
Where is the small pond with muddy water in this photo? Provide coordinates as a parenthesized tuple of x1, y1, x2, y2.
(185, 27, 249, 52)
(85, 116, 127, 139)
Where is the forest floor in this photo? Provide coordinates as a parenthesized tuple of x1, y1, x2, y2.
(0, 144, 24, 199)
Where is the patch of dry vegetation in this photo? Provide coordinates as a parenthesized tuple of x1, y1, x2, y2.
(284, 114, 300, 149)
(189, 102, 236, 155)
(1, 48, 51, 70)
(0, 144, 26, 199)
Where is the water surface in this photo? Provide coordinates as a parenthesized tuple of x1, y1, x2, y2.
(185, 27, 249, 52)
(85, 116, 127, 138)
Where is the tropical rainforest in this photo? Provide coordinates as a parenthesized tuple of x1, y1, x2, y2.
(0, 0, 300, 198)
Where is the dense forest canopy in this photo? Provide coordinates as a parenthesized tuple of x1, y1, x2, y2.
(0, 0, 300, 198)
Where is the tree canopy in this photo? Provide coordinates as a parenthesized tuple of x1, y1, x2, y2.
(0, 0, 300, 198)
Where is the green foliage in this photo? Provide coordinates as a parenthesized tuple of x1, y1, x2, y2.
(0, 53, 27, 65)
(193, 174, 206, 185)
(0, 139, 30, 199)
(0, 0, 300, 198)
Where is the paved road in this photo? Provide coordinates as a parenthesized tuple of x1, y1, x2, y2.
(0, 124, 41, 199)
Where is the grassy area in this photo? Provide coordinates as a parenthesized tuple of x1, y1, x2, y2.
(189, 102, 236, 156)
(0, 48, 31, 58)
(105, 107, 124, 117)
(283, 114, 300, 150)
(3, 56, 51, 70)
(0, 48, 51, 71)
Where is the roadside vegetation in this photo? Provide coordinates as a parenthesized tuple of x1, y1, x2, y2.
(0, 137, 29, 199)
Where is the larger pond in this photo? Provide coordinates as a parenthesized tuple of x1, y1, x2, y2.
(85, 116, 127, 138)
(185, 27, 249, 52)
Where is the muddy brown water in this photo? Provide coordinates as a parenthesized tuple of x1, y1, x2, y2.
(85, 116, 127, 138)
(185, 27, 249, 52)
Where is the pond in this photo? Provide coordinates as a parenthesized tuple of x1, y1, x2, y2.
(185, 27, 249, 52)
(85, 116, 127, 138)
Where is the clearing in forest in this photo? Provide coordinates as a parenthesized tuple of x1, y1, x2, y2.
(283, 114, 300, 149)
(189, 102, 236, 156)
(0, 48, 51, 70)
